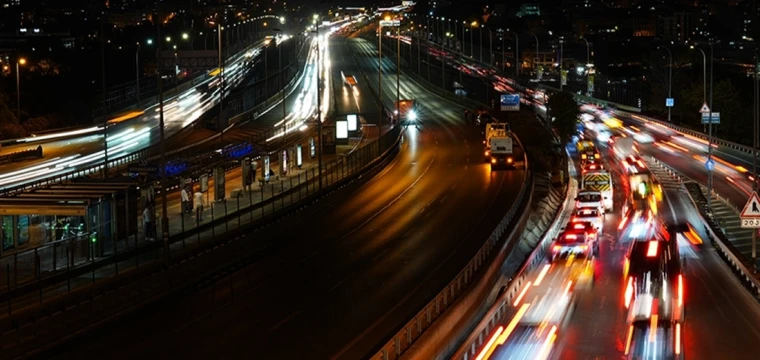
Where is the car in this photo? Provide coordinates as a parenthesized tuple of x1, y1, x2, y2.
(624, 237, 683, 322)
(622, 155, 646, 174)
(571, 207, 603, 232)
(575, 190, 605, 214)
(582, 162, 604, 173)
(551, 222, 599, 262)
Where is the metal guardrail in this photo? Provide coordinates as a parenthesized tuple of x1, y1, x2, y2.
(450, 167, 574, 360)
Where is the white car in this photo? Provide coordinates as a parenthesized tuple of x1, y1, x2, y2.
(571, 208, 604, 232)
(575, 190, 605, 214)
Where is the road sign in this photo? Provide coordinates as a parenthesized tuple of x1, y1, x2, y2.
(500, 94, 520, 111)
(380, 19, 400, 27)
(699, 103, 711, 113)
(665, 98, 674, 107)
(128, 164, 158, 175)
(705, 159, 715, 171)
(701, 112, 720, 124)
(741, 192, 760, 227)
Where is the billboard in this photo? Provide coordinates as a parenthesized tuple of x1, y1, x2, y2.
(336, 120, 349, 139)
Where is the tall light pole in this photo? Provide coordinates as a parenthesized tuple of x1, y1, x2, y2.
(483, 26, 492, 66)
(15, 58, 25, 121)
(479, 25, 483, 62)
(100, 8, 109, 179)
(709, 41, 715, 211)
(273, 28, 285, 121)
(692, 44, 712, 209)
(470, 21, 477, 58)
(379, 16, 387, 129)
(753, 50, 759, 267)
(218, 23, 225, 141)
(532, 34, 539, 81)
(396, 23, 401, 124)
(580, 36, 590, 95)
(659, 45, 673, 122)
(508, 29, 519, 79)
(559, 36, 565, 91)
(156, 8, 169, 262)
(135, 42, 141, 107)
(315, 13, 323, 190)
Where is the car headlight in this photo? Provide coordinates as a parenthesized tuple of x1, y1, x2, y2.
(407, 110, 417, 121)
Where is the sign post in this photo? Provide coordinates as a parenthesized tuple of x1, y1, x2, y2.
(740, 192, 760, 228)
(665, 98, 674, 107)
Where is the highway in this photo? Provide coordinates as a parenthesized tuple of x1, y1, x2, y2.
(42, 33, 526, 360)
(472, 134, 760, 359)
(0, 40, 267, 190)
(397, 37, 760, 358)
(0, 19, 357, 192)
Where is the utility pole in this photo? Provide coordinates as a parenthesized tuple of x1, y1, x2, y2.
(708, 41, 715, 210)
(156, 8, 170, 263)
(378, 21, 383, 131)
(396, 25, 400, 124)
(754, 50, 759, 268)
(100, 8, 109, 179)
(317, 16, 323, 190)
(218, 23, 225, 141)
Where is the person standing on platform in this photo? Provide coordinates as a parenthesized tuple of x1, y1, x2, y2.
(194, 187, 205, 222)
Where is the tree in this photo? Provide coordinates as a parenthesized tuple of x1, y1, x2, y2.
(547, 90, 580, 142)
(679, 78, 746, 143)
(0, 93, 19, 125)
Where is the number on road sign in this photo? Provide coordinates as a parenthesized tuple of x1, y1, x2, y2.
(741, 218, 760, 228)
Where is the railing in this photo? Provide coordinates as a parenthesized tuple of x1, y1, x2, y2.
(0, 122, 402, 315)
(452, 173, 574, 360)
(368, 36, 539, 360)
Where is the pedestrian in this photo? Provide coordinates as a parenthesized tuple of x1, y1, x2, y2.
(181, 186, 190, 215)
(194, 187, 205, 222)
(143, 203, 154, 241)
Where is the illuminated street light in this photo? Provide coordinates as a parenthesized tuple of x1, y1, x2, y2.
(182, 33, 189, 40)
(146, 38, 153, 45)
(165, 36, 171, 42)
(280, 16, 285, 24)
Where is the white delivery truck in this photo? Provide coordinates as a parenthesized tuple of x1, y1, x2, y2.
(581, 170, 613, 211)
(486, 124, 516, 170)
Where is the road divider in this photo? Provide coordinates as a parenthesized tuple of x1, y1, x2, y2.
(0, 145, 43, 165)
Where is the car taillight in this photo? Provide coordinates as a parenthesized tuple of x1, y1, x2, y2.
(491, 158, 496, 164)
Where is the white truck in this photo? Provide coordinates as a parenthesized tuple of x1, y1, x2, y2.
(581, 170, 613, 211)
(485, 123, 516, 170)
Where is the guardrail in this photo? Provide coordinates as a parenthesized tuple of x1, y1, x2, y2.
(450, 168, 574, 360)
(0, 146, 42, 164)
(645, 156, 760, 301)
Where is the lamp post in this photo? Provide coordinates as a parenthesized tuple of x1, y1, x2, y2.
(379, 16, 387, 130)
(100, 9, 109, 179)
(155, 9, 169, 261)
(558, 36, 565, 91)
(508, 29, 519, 79)
(479, 25, 483, 62)
(273, 28, 285, 120)
(396, 23, 401, 124)
(532, 34, 539, 81)
(15, 58, 25, 121)
(470, 21, 477, 58)
(483, 26, 492, 66)
(692, 44, 713, 209)
(753, 50, 759, 267)
(580, 36, 590, 95)
(182, 32, 191, 50)
(135, 42, 141, 107)
(659, 45, 673, 122)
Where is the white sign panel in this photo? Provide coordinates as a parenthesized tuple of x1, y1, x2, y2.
(336, 120, 349, 139)
(347, 114, 358, 131)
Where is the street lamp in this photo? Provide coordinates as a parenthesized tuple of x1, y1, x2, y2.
(273, 28, 285, 121)
(16, 58, 26, 120)
(470, 21, 478, 58)
(135, 42, 141, 107)
(691, 44, 714, 210)
(532, 34, 539, 81)
(165, 36, 171, 43)
(146, 38, 153, 45)
(182, 32, 189, 40)
(580, 36, 591, 95)
(483, 25, 492, 66)
(280, 16, 285, 24)
(507, 29, 519, 79)
(658, 45, 673, 122)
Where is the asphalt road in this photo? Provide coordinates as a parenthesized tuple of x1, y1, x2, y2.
(409, 37, 760, 359)
(40, 35, 525, 360)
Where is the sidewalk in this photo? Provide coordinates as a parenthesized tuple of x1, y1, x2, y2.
(0, 133, 377, 317)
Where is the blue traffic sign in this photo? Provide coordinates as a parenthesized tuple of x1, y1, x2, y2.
(665, 98, 674, 107)
(500, 94, 520, 111)
(705, 159, 715, 171)
(701, 112, 720, 124)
